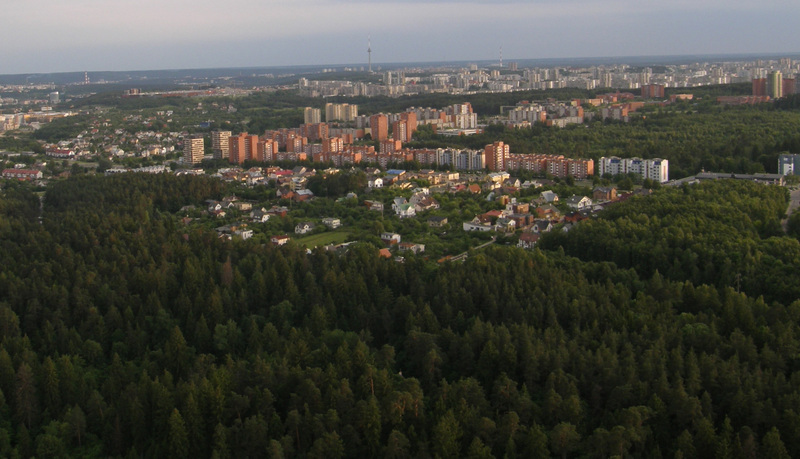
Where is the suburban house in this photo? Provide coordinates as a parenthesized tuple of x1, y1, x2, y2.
(540, 190, 559, 203)
(365, 200, 384, 212)
(271, 235, 290, 246)
(509, 213, 535, 229)
(293, 189, 314, 202)
(566, 195, 593, 210)
(267, 206, 289, 218)
(463, 217, 494, 232)
(534, 204, 560, 219)
(593, 186, 618, 202)
(381, 232, 402, 245)
(392, 197, 416, 218)
(398, 242, 426, 254)
(232, 201, 253, 211)
(517, 232, 540, 249)
(2, 169, 42, 181)
(532, 220, 554, 234)
(295, 222, 315, 235)
(428, 216, 449, 227)
(495, 217, 517, 233)
(368, 177, 384, 188)
(322, 218, 341, 229)
(250, 208, 270, 223)
(413, 196, 439, 213)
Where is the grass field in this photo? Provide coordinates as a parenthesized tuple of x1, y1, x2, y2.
(294, 231, 352, 248)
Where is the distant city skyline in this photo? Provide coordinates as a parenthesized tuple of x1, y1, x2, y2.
(1, 0, 799, 74)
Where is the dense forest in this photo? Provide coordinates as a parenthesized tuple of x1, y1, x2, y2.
(1, 175, 799, 458)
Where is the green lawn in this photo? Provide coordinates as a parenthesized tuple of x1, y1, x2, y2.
(295, 231, 352, 248)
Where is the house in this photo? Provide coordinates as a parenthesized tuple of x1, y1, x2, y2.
(566, 195, 593, 210)
(250, 208, 270, 223)
(463, 217, 493, 232)
(468, 184, 482, 194)
(271, 235, 290, 246)
(211, 209, 227, 218)
(234, 229, 254, 240)
(232, 201, 253, 211)
(540, 190, 559, 203)
(392, 197, 408, 211)
(413, 196, 439, 213)
(511, 202, 530, 214)
(368, 177, 384, 188)
(564, 212, 587, 224)
(295, 222, 315, 235)
(517, 232, 540, 249)
(207, 201, 223, 212)
(293, 189, 314, 202)
(2, 169, 42, 181)
(398, 242, 426, 254)
(534, 204, 560, 219)
(381, 232, 402, 245)
(593, 186, 618, 202)
(395, 203, 416, 218)
(322, 218, 341, 229)
(479, 209, 505, 224)
(378, 248, 393, 258)
(532, 220, 554, 234)
(267, 206, 289, 218)
(364, 200, 384, 212)
(509, 213, 534, 229)
(495, 217, 516, 233)
(428, 216, 449, 227)
(521, 180, 542, 189)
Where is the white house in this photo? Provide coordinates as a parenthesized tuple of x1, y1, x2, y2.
(463, 217, 493, 232)
(322, 218, 341, 229)
(295, 222, 315, 235)
(566, 195, 593, 210)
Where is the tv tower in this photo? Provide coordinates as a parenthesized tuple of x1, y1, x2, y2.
(368, 36, 372, 73)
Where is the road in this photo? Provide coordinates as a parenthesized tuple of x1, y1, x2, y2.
(449, 236, 496, 262)
(782, 188, 800, 232)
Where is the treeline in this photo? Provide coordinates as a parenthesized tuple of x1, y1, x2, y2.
(540, 180, 797, 304)
(0, 175, 799, 457)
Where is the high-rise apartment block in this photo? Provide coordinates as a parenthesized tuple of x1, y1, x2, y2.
(779, 154, 800, 175)
(212, 130, 232, 160)
(183, 135, 205, 165)
(304, 107, 321, 124)
(484, 141, 510, 171)
(598, 156, 669, 183)
(641, 84, 665, 99)
(229, 133, 259, 165)
(369, 114, 388, 141)
(752, 78, 767, 97)
(325, 103, 358, 122)
(768, 71, 783, 99)
(392, 120, 408, 143)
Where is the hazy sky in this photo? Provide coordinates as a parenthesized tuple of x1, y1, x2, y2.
(2, 0, 798, 74)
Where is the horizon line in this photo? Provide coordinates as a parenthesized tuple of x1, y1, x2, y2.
(4, 51, 800, 79)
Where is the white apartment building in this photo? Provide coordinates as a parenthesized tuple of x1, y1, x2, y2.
(598, 156, 669, 183)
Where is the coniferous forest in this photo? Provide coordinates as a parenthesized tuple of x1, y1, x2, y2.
(1, 174, 800, 458)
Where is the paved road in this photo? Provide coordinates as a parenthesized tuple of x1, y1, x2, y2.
(782, 188, 800, 232)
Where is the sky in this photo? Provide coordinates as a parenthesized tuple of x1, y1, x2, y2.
(1, 0, 799, 74)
